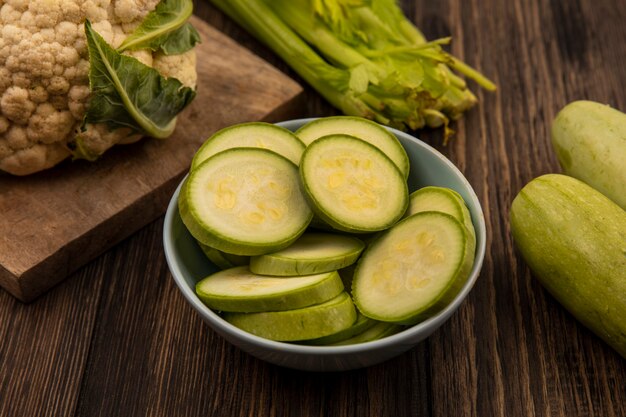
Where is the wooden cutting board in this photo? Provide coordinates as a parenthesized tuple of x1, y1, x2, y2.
(0, 16, 304, 302)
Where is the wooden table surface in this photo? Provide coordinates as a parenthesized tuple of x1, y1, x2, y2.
(1, 1, 624, 416)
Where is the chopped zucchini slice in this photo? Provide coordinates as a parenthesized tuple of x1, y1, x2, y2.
(196, 267, 344, 312)
(295, 116, 410, 178)
(191, 122, 305, 169)
(300, 312, 379, 345)
(198, 242, 249, 270)
(407, 186, 466, 220)
(328, 322, 404, 346)
(179, 148, 313, 256)
(406, 186, 476, 256)
(223, 292, 357, 341)
(299, 135, 408, 233)
(353, 212, 474, 324)
(249, 233, 365, 276)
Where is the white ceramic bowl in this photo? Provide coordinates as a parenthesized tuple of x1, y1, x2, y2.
(163, 118, 486, 372)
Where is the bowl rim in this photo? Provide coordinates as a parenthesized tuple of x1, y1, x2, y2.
(163, 118, 486, 355)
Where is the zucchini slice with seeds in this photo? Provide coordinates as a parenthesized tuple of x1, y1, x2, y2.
(352, 211, 474, 324)
(179, 148, 313, 256)
(299, 135, 408, 233)
(295, 116, 410, 178)
(406, 186, 476, 256)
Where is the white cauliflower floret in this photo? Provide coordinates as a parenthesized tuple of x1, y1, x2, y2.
(28, 85, 49, 104)
(5, 0, 30, 11)
(68, 84, 90, 118)
(74, 123, 141, 157)
(26, 103, 75, 143)
(1, 4, 22, 24)
(6, 125, 29, 149)
(125, 48, 153, 66)
(0, 0, 197, 176)
(29, 0, 65, 29)
(153, 49, 197, 89)
(0, 68, 11, 94)
(0, 116, 9, 134)
(1, 86, 36, 124)
(0, 143, 70, 175)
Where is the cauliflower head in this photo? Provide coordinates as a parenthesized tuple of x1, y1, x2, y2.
(0, 0, 198, 175)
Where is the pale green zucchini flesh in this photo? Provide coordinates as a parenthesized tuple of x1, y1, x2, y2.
(352, 211, 474, 325)
(249, 233, 365, 276)
(299, 135, 408, 233)
(406, 186, 465, 220)
(195, 267, 344, 313)
(179, 148, 313, 256)
(406, 186, 476, 257)
(295, 116, 410, 178)
(191, 122, 306, 169)
(223, 292, 357, 341)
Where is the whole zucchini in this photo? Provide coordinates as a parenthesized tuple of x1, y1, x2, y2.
(551, 100, 626, 210)
(510, 174, 626, 358)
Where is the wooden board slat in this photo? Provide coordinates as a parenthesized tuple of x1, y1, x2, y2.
(0, 16, 303, 302)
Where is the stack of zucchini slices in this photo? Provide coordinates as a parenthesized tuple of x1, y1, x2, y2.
(178, 117, 476, 344)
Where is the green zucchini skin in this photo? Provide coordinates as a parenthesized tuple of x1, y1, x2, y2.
(300, 312, 379, 345)
(223, 292, 357, 341)
(198, 242, 249, 270)
(298, 135, 408, 233)
(352, 212, 474, 325)
(196, 268, 345, 313)
(551, 100, 626, 210)
(178, 149, 313, 256)
(510, 174, 626, 358)
(249, 233, 365, 276)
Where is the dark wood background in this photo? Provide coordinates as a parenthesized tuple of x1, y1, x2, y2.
(1, 0, 624, 416)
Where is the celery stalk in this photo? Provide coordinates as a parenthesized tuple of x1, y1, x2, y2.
(211, 0, 383, 120)
(209, 0, 496, 139)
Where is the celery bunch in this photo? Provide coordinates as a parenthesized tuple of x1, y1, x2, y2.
(211, 0, 495, 139)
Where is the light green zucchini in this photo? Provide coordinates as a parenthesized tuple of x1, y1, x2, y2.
(406, 186, 476, 257)
(510, 173, 626, 358)
(223, 291, 357, 341)
(352, 211, 474, 324)
(191, 122, 305, 170)
(327, 322, 404, 346)
(551, 100, 626, 209)
(300, 312, 379, 345)
(295, 116, 410, 178)
(178, 148, 313, 256)
(198, 242, 249, 270)
(195, 267, 344, 313)
(299, 134, 408, 233)
(249, 233, 365, 276)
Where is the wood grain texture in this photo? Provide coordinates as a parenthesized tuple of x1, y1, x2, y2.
(1, 1, 625, 417)
(0, 16, 303, 302)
